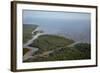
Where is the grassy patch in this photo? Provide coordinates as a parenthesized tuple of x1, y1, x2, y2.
(23, 32, 90, 62)
(29, 34, 74, 52)
(23, 24, 38, 43)
(25, 45, 91, 62)
(25, 42, 91, 62)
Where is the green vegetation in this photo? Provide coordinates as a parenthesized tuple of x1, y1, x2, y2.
(47, 43, 91, 61)
(23, 25, 91, 62)
(23, 48, 30, 56)
(29, 34, 74, 52)
(23, 24, 38, 43)
(25, 43, 91, 62)
(73, 43, 91, 59)
(74, 43, 90, 52)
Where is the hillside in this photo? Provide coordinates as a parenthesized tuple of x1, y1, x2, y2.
(29, 34, 74, 52)
(23, 27, 91, 62)
(23, 24, 38, 43)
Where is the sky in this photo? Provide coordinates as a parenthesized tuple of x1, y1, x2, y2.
(23, 10, 90, 24)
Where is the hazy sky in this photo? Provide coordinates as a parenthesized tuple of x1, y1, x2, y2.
(23, 10, 90, 24)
